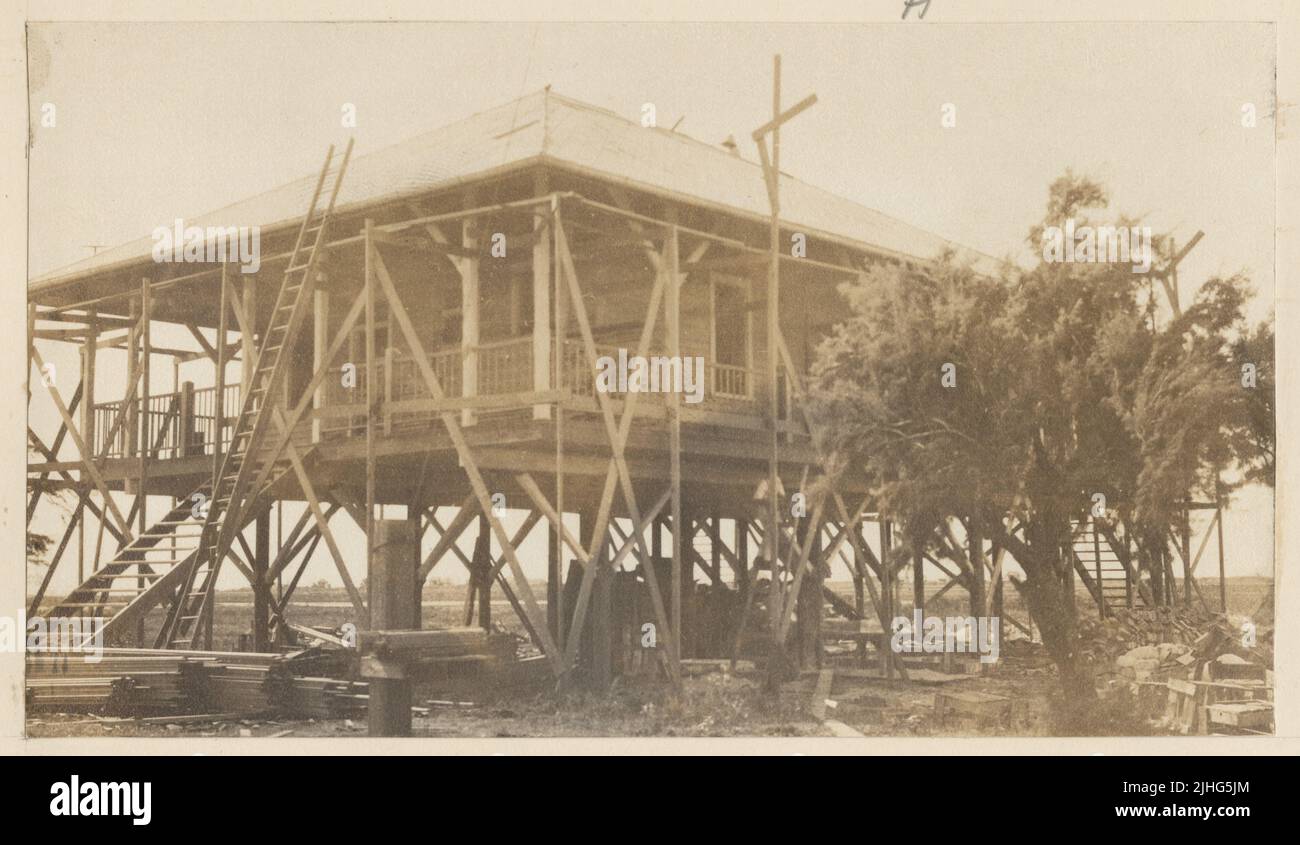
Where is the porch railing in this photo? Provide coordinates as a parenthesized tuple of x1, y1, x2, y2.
(91, 383, 241, 460)
(84, 337, 797, 455)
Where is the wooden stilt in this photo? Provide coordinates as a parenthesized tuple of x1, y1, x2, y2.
(368, 518, 417, 736)
(253, 506, 270, 650)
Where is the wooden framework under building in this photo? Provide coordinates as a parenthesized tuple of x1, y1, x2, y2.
(26, 88, 1231, 687)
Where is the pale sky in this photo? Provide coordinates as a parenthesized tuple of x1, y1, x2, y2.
(25, 21, 1276, 594)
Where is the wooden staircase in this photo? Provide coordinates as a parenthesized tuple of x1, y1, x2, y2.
(1070, 517, 1148, 616)
(35, 483, 212, 648)
(157, 140, 353, 649)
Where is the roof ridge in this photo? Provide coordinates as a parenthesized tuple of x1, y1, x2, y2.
(541, 90, 1005, 267)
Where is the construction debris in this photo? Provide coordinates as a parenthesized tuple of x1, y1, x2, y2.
(1093, 607, 1274, 735)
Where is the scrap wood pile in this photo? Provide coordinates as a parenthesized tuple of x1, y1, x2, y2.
(358, 627, 515, 679)
(1076, 606, 1221, 665)
(26, 646, 367, 720)
(1082, 599, 1274, 735)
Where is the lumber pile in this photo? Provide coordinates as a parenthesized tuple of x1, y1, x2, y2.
(192, 663, 277, 715)
(265, 666, 368, 719)
(24, 646, 369, 721)
(27, 652, 217, 714)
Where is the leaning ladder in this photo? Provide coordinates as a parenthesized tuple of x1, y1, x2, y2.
(158, 140, 354, 648)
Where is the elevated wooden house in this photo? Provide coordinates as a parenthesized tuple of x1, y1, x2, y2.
(29, 89, 1077, 685)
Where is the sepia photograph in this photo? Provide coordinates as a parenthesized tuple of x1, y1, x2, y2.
(14, 8, 1281, 754)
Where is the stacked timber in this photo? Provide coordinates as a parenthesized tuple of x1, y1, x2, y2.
(192, 663, 277, 716)
(358, 627, 516, 683)
(24, 646, 369, 720)
(266, 672, 368, 719)
(26, 652, 218, 714)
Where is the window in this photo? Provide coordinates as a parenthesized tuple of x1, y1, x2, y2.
(711, 275, 750, 397)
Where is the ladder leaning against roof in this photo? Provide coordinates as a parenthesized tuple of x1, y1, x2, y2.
(158, 139, 354, 649)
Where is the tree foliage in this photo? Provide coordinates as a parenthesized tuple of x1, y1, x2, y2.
(810, 172, 1272, 729)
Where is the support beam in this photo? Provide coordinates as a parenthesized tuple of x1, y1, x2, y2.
(532, 175, 552, 420)
(253, 507, 270, 650)
(312, 289, 329, 443)
(460, 205, 480, 427)
(367, 519, 417, 737)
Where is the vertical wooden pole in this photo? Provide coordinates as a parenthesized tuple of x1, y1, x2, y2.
(912, 542, 924, 616)
(138, 280, 151, 647)
(1182, 507, 1193, 607)
(592, 524, 611, 690)
(179, 381, 195, 458)
(532, 175, 552, 420)
(81, 310, 96, 458)
(461, 199, 480, 427)
(579, 508, 610, 686)
(1065, 539, 1076, 611)
(254, 506, 270, 650)
(364, 219, 377, 593)
(214, 264, 228, 477)
(667, 225, 683, 675)
(1092, 516, 1104, 617)
(880, 519, 894, 680)
(737, 517, 749, 603)
(477, 513, 491, 631)
(384, 336, 393, 436)
(711, 512, 722, 584)
(242, 275, 257, 397)
(547, 521, 560, 641)
(408, 491, 425, 631)
(312, 289, 329, 444)
(553, 202, 566, 652)
(140, 279, 151, 522)
(968, 512, 984, 617)
(126, 297, 140, 475)
(764, 55, 784, 685)
(1216, 502, 1227, 612)
(368, 519, 416, 736)
(77, 490, 85, 584)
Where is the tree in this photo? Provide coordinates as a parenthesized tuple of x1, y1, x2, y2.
(810, 173, 1264, 730)
(27, 532, 53, 566)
